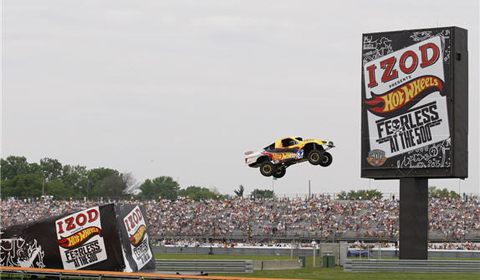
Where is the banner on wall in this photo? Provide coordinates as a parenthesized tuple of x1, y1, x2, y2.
(55, 206, 108, 270)
(361, 26, 468, 179)
(0, 204, 155, 272)
(117, 204, 154, 271)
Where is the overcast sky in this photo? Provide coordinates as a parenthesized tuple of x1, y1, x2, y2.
(1, 0, 479, 197)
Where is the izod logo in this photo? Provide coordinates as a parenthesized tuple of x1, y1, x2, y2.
(365, 41, 440, 88)
(124, 207, 143, 232)
(57, 208, 99, 234)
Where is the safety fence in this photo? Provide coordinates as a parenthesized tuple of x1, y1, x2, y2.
(343, 259, 480, 273)
(155, 259, 254, 274)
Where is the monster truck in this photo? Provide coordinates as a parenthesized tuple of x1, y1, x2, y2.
(245, 137, 335, 178)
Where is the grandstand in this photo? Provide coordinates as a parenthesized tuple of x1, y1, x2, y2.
(1, 196, 479, 244)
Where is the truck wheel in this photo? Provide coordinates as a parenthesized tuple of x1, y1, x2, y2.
(274, 166, 286, 178)
(319, 152, 333, 167)
(307, 150, 322, 165)
(260, 162, 275, 177)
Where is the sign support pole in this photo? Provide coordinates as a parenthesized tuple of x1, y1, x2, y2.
(399, 178, 428, 259)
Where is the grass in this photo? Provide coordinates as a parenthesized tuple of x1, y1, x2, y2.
(155, 253, 480, 280)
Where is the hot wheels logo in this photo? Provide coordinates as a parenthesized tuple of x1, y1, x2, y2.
(365, 75, 443, 117)
(270, 153, 295, 161)
(128, 225, 147, 246)
(57, 226, 101, 249)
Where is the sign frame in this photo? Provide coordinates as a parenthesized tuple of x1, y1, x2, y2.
(361, 26, 468, 179)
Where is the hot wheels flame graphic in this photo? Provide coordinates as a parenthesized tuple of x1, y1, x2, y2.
(270, 152, 296, 161)
(365, 75, 443, 117)
(57, 226, 101, 249)
(128, 225, 147, 246)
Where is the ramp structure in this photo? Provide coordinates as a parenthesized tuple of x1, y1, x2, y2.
(0, 203, 156, 272)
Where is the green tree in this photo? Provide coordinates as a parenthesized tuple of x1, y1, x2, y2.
(0, 156, 141, 199)
(337, 191, 348, 200)
(337, 189, 383, 200)
(62, 165, 89, 192)
(86, 168, 118, 198)
(1, 156, 35, 180)
(40, 157, 63, 181)
(92, 173, 129, 199)
(429, 186, 460, 198)
(45, 179, 76, 199)
(251, 189, 274, 199)
(88, 167, 118, 182)
(139, 176, 179, 200)
(210, 187, 227, 199)
(178, 186, 221, 200)
(1, 174, 43, 198)
(234, 185, 244, 198)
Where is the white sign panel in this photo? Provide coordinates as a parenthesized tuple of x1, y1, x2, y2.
(55, 206, 108, 270)
(123, 205, 153, 270)
(363, 36, 449, 160)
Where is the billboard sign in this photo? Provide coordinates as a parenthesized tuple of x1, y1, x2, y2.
(361, 27, 468, 179)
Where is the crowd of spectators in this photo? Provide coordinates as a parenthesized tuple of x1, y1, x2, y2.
(1, 195, 479, 244)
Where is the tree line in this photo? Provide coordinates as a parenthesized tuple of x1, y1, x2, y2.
(336, 187, 461, 200)
(0, 156, 276, 201)
(0, 156, 228, 200)
(1, 156, 461, 201)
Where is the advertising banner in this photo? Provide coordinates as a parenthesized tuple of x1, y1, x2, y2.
(0, 204, 155, 272)
(116, 204, 155, 272)
(56, 206, 108, 270)
(361, 27, 468, 179)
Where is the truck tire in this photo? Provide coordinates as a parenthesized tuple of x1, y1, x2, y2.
(307, 150, 322, 165)
(260, 162, 275, 177)
(319, 152, 333, 167)
(274, 166, 286, 178)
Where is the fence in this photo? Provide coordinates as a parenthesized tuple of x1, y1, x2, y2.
(152, 245, 320, 257)
(343, 259, 480, 273)
(155, 259, 254, 274)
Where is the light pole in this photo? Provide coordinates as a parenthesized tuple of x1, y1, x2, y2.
(87, 179, 92, 200)
(42, 176, 45, 197)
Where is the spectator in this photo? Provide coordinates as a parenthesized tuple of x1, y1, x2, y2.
(1, 195, 478, 246)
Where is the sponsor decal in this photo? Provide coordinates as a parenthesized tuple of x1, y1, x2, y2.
(363, 36, 450, 160)
(295, 149, 305, 159)
(56, 206, 107, 270)
(367, 149, 387, 167)
(365, 76, 444, 117)
(268, 150, 304, 164)
(270, 153, 296, 161)
(128, 225, 147, 246)
(123, 206, 152, 270)
(57, 227, 101, 249)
